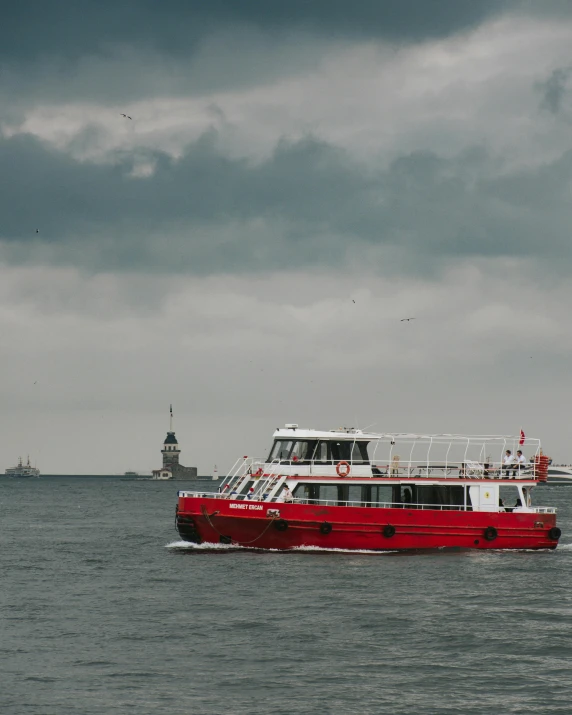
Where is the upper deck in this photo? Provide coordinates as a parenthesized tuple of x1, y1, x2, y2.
(257, 426, 547, 481)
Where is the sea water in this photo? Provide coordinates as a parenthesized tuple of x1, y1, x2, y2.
(1, 478, 571, 715)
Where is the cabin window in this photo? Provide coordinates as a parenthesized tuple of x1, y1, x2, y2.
(326, 441, 370, 463)
(268, 440, 294, 461)
(347, 485, 363, 505)
(313, 441, 331, 463)
(365, 485, 393, 506)
(414, 485, 465, 509)
(330, 442, 348, 462)
(293, 483, 319, 503)
(351, 442, 369, 463)
(291, 441, 311, 462)
(319, 485, 338, 505)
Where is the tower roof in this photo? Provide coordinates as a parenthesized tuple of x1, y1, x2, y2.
(164, 431, 178, 445)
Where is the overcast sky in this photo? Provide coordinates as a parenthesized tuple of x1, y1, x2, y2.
(1, 1, 572, 474)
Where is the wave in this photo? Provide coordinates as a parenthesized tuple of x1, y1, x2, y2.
(165, 540, 394, 554)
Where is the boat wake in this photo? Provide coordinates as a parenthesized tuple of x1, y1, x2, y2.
(165, 540, 393, 555)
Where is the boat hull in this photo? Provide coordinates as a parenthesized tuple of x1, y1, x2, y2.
(176, 497, 560, 551)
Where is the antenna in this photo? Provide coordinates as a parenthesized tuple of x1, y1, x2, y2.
(170, 404, 173, 432)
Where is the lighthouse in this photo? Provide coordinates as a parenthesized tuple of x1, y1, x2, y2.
(162, 405, 181, 468)
(152, 405, 198, 480)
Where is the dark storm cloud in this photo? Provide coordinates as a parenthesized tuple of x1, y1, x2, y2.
(0, 1, 514, 65)
(538, 67, 572, 114)
(1, 131, 571, 273)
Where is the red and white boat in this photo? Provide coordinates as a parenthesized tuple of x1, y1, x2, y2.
(176, 425, 561, 551)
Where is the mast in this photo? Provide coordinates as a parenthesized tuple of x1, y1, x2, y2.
(170, 404, 173, 432)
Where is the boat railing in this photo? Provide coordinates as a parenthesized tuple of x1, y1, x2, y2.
(223, 460, 541, 481)
(177, 491, 556, 514)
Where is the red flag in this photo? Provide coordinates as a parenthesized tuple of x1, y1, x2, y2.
(519, 429, 525, 445)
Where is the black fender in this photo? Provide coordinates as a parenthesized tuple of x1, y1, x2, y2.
(483, 526, 498, 541)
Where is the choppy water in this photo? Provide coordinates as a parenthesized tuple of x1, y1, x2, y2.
(1, 478, 572, 715)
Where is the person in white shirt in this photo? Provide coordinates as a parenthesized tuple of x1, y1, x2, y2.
(515, 450, 526, 475)
(278, 485, 294, 503)
(503, 450, 516, 476)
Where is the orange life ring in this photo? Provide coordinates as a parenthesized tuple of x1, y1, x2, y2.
(336, 460, 351, 477)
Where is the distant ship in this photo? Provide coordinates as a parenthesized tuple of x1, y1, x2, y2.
(5, 456, 40, 478)
(545, 464, 572, 485)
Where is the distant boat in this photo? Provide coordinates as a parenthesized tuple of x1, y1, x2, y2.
(546, 465, 572, 485)
(124, 471, 139, 477)
(5, 456, 40, 478)
(212, 465, 219, 481)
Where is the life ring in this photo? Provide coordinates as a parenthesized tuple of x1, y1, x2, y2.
(383, 524, 396, 538)
(274, 519, 289, 532)
(483, 526, 498, 541)
(320, 522, 332, 535)
(548, 526, 562, 540)
(336, 461, 351, 477)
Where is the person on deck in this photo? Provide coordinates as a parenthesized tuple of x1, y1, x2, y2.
(278, 485, 294, 503)
(503, 450, 516, 477)
(516, 450, 527, 475)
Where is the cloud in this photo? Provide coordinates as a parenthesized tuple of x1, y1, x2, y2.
(0, 1, 514, 66)
(538, 66, 572, 114)
(3, 3, 572, 473)
(1, 260, 571, 472)
(1, 128, 571, 276)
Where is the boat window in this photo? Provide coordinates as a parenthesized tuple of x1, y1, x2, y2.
(327, 441, 370, 463)
(351, 442, 370, 463)
(292, 483, 319, 503)
(330, 442, 349, 461)
(415, 485, 465, 509)
(291, 441, 311, 462)
(268, 440, 294, 461)
(347, 485, 363, 505)
(366, 485, 393, 507)
(319, 485, 338, 505)
(313, 441, 331, 463)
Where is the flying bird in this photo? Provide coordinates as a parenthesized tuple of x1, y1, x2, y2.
(352, 299, 355, 303)
(35, 229, 39, 233)
(120, 114, 133, 120)
(400, 317, 416, 322)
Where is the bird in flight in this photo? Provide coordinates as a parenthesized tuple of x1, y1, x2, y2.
(400, 317, 415, 322)
(120, 114, 132, 120)
(352, 299, 355, 303)
(35, 229, 39, 233)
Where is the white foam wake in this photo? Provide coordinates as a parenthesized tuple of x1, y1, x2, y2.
(165, 540, 394, 554)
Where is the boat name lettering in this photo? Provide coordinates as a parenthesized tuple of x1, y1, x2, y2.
(229, 503, 263, 510)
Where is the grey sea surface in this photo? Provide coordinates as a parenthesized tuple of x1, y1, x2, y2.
(1, 477, 571, 715)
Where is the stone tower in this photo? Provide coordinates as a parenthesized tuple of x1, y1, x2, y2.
(162, 405, 181, 468)
(152, 405, 198, 480)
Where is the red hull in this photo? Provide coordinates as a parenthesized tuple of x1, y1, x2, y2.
(176, 497, 559, 551)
